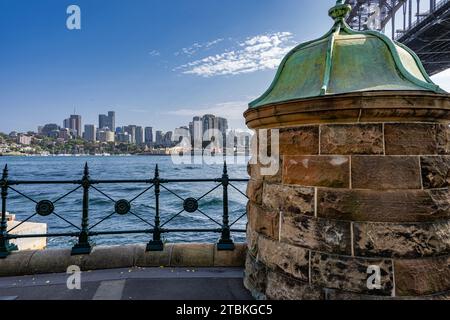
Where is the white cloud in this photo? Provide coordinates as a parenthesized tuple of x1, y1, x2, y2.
(175, 38, 225, 57)
(431, 69, 450, 92)
(175, 32, 296, 77)
(149, 50, 161, 57)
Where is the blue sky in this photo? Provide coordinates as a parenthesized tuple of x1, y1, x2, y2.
(1, 0, 449, 133)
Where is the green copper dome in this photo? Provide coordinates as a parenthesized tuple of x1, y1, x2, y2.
(249, 0, 446, 109)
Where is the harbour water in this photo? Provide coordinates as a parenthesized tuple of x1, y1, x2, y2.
(0, 156, 249, 248)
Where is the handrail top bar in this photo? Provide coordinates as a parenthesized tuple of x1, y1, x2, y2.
(5, 178, 249, 185)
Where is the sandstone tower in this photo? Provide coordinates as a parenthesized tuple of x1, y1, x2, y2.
(244, 0, 450, 299)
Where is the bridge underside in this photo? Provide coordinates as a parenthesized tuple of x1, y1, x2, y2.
(397, 1, 450, 75)
(345, 0, 450, 76)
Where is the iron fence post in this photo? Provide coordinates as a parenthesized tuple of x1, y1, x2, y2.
(217, 162, 235, 250)
(0, 165, 18, 259)
(147, 164, 164, 251)
(72, 163, 92, 255)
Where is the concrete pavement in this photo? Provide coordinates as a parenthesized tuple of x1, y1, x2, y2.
(0, 267, 253, 300)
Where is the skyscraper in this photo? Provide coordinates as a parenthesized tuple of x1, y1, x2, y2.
(217, 117, 228, 147)
(174, 127, 189, 144)
(164, 131, 173, 147)
(99, 114, 109, 130)
(217, 117, 228, 133)
(155, 131, 164, 147)
(69, 115, 82, 138)
(98, 111, 115, 131)
(63, 118, 70, 129)
(193, 117, 203, 148)
(202, 114, 216, 141)
(41, 124, 60, 137)
(124, 125, 136, 144)
(135, 126, 144, 145)
(145, 127, 153, 146)
(107, 111, 115, 133)
(83, 125, 96, 142)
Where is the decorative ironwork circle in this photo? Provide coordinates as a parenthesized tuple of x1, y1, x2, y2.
(115, 199, 131, 215)
(36, 200, 55, 217)
(183, 198, 199, 213)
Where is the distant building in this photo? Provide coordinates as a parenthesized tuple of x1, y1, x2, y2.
(48, 130, 60, 139)
(117, 132, 132, 143)
(99, 111, 115, 131)
(135, 126, 144, 145)
(58, 128, 71, 141)
(217, 117, 228, 147)
(107, 111, 115, 132)
(164, 131, 173, 148)
(41, 124, 60, 137)
(17, 134, 32, 145)
(145, 127, 153, 146)
(124, 125, 137, 144)
(174, 126, 189, 144)
(193, 117, 203, 148)
(155, 130, 164, 147)
(202, 114, 215, 141)
(83, 125, 96, 142)
(63, 118, 70, 129)
(97, 130, 115, 143)
(99, 114, 109, 130)
(69, 115, 82, 138)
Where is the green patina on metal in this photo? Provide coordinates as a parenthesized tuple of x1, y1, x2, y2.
(249, 0, 446, 109)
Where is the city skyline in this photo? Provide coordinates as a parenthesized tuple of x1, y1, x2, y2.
(30, 111, 233, 148)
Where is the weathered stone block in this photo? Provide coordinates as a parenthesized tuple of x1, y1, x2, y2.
(352, 156, 421, 190)
(246, 179, 263, 205)
(135, 244, 173, 267)
(247, 228, 259, 257)
(214, 243, 247, 267)
(262, 183, 314, 215)
(28, 248, 84, 274)
(280, 212, 352, 255)
(248, 158, 283, 184)
(266, 270, 324, 300)
(257, 236, 309, 281)
(354, 220, 450, 258)
(247, 162, 262, 181)
(283, 155, 350, 188)
(310, 252, 394, 296)
(320, 124, 383, 155)
(170, 243, 214, 267)
(317, 188, 450, 222)
(244, 253, 267, 299)
(384, 123, 449, 155)
(247, 203, 279, 240)
(279, 126, 319, 155)
(395, 255, 450, 296)
(84, 245, 136, 270)
(0, 250, 35, 276)
(421, 156, 450, 189)
(264, 156, 283, 184)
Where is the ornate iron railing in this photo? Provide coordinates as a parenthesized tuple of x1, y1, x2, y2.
(0, 162, 249, 258)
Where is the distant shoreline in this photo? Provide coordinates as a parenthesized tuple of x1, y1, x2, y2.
(0, 153, 172, 157)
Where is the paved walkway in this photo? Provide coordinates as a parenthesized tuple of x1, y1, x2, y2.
(0, 267, 253, 300)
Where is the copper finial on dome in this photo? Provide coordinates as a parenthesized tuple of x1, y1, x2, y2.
(328, 0, 352, 22)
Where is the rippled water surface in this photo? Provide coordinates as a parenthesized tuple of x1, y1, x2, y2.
(0, 156, 249, 248)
